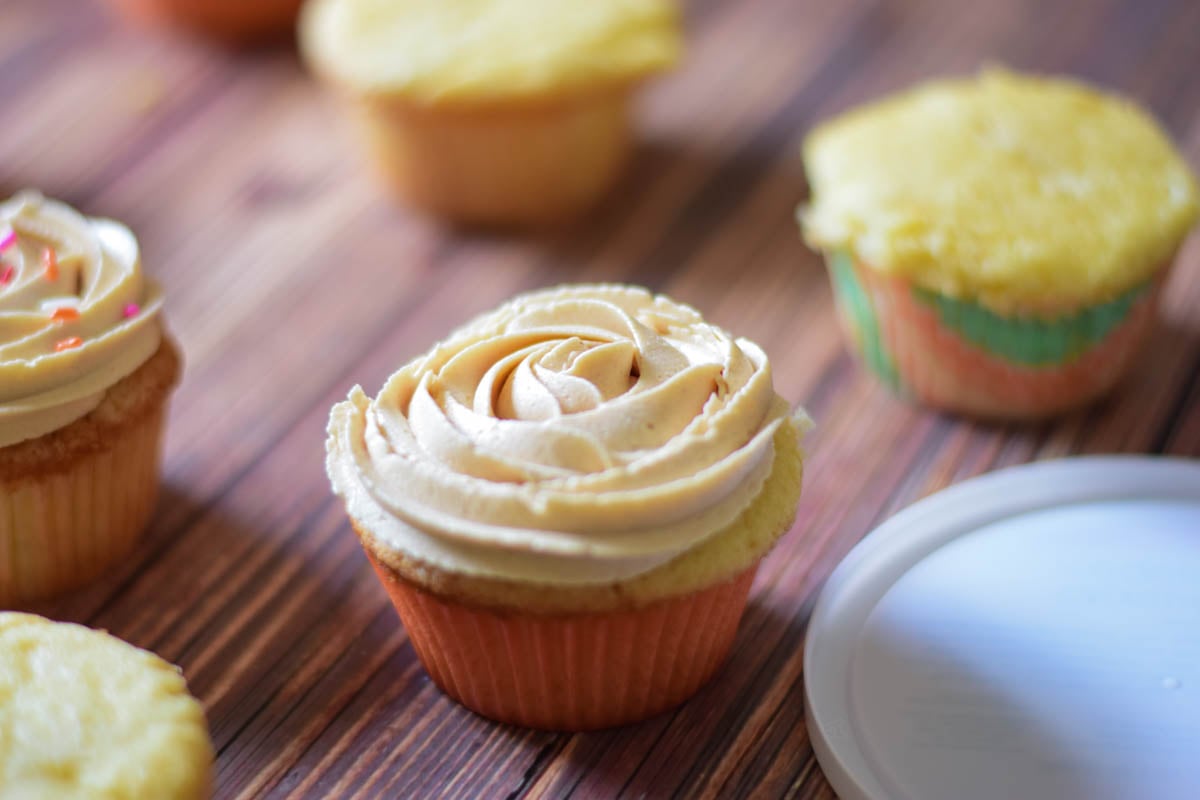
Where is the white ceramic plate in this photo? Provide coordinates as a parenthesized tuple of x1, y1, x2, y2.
(804, 456, 1200, 800)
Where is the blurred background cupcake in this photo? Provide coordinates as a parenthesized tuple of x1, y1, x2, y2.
(300, 0, 681, 226)
(0, 192, 180, 604)
(326, 284, 810, 730)
(800, 69, 1199, 419)
(103, 0, 304, 43)
(0, 612, 212, 798)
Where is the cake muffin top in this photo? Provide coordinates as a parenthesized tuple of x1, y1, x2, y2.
(300, 0, 680, 104)
(0, 613, 212, 800)
(801, 69, 1199, 312)
(327, 284, 805, 586)
(0, 192, 164, 448)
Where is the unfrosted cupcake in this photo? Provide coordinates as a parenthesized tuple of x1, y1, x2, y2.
(801, 69, 1200, 419)
(105, 0, 303, 42)
(0, 192, 180, 604)
(326, 284, 810, 730)
(0, 612, 213, 798)
(300, 0, 680, 226)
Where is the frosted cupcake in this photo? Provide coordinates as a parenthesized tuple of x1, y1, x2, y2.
(801, 69, 1199, 419)
(0, 192, 180, 604)
(0, 612, 213, 798)
(326, 284, 810, 730)
(300, 0, 680, 226)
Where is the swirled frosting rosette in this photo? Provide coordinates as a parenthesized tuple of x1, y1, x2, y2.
(327, 284, 805, 585)
(0, 193, 164, 448)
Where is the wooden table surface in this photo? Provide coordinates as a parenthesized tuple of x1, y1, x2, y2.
(4, 0, 1199, 797)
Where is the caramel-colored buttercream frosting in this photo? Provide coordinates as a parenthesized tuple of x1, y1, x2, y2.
(0, 193, 164, 449)
(801, 69, 1200, 312)
(327, 284, 809, 585)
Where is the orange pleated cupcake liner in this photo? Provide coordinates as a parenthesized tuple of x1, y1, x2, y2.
(848, 260, 1160, 418)
(352, 89, 633, 226)
(366, 550, 757, 731)
(0, 406, 166, 606)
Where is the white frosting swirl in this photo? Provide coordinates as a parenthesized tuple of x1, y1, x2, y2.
(0, 193, 164, 448)
(327, 284, 798, 585)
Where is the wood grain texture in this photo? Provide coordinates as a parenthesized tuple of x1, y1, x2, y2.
(2, 0, 1198, 797)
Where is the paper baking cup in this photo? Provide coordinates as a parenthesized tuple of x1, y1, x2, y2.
(0, 407, 166, 605)
(825, 252, 1160, 418)
(366, 550, 757, 731)
(352, 89, 632, 226)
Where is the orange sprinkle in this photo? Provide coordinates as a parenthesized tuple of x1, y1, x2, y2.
(43, 248, 58, 281)
(50, 307, 80, 324)
(54, 336, 83, 352)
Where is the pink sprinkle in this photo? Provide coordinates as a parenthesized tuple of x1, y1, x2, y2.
(122, 303, 140, 319)
(0, 265, 12, 286)
(0, 230, 14, 251)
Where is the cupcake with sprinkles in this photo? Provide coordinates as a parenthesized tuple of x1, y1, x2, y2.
(0, 192, 180, 604)
(800, 69, 1200, 418)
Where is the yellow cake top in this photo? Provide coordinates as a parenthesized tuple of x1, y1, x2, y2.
(801, 70, 1200, 312)
(0, 613, 213, 800)
(300, 0, 681, 104)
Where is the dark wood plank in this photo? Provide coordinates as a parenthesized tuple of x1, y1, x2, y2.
(0, 0, 1197, 797)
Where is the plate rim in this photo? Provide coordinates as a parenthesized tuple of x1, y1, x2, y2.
(802, 455, 1200, 800)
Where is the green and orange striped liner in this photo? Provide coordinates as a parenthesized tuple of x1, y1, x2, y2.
(825, 252, 1161, 418)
